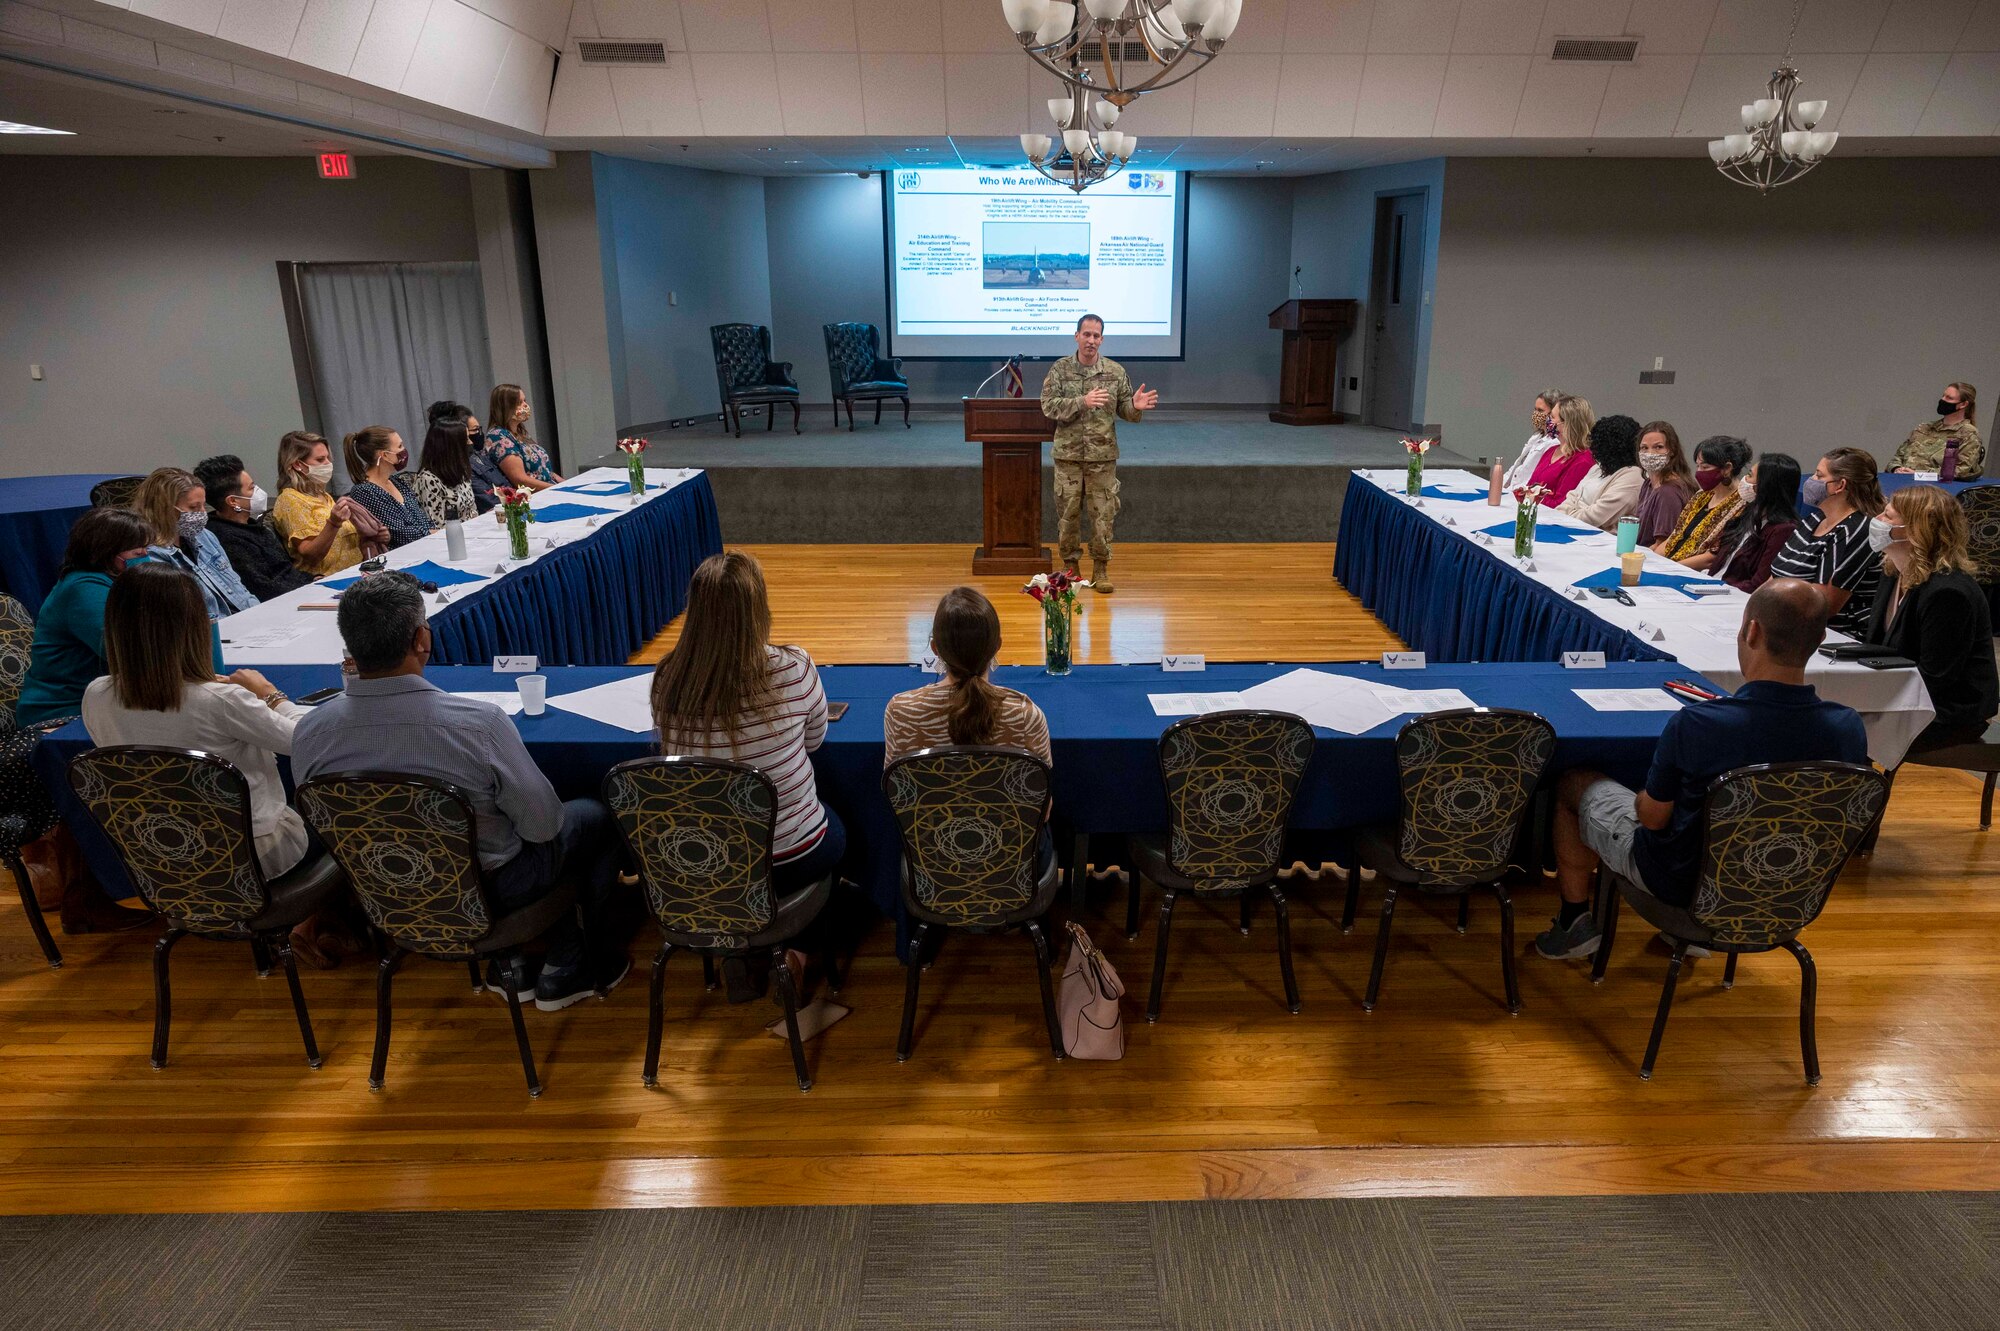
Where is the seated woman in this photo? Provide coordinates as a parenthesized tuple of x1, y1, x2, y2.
(1632, 420, 1696, 547)
(408, 412, 484, 527)
(1526, 395, 1596, 506)
(1863, 485, 1999, 755)
(428, 400, 500, 513)
(1500, 388, 1562, 492)
(133, 467, 258, 619)
(484, 383, 562, 493)
(1890, 381, 1981, 480)
(81, 563, 313, 879)
(1770, 446, 1884, 637)
(1557, 413, 1644, 531)
(884, 587, 1052, 767)
(1654, 434, 1749, 569)
(15, 508, 157, 728)
(268, 431, 380, 576)
(343, 426, 434, 549)
(1711, 453, 1803, 593)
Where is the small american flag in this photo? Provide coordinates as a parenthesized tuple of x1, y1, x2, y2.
(1004, 359, 1024, 398)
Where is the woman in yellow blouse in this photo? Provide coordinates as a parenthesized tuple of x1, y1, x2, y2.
(267, 430, 377, 576)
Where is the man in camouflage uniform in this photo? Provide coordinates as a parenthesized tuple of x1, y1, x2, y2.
(1889, 382, 1982, 479)
(1039, 314, 1158, 593)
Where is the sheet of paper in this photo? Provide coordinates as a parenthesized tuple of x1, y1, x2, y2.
(1238, 668, 1402, 735)
(1573, 688, 1683, 712)
(1373, 686, 1479, 714)
(543, 673, 656, 733)
(221, 626, 310, 649)
(1148, 692, 1247, 717)
(1621, 585, 1699, 606)
(449, 691, 525, 716)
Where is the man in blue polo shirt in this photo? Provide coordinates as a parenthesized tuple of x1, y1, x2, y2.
(1535, 578, 1872, 960)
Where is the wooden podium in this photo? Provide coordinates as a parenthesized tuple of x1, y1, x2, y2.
(964, 397, 1054, 576)
(1268, 298, 1358, 426)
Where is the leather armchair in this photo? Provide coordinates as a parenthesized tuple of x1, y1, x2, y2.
(709, 323, 802, 438)
(823, 322, 910, 431)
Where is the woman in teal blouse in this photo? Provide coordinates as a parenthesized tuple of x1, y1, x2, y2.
(17, 508, 181, 727)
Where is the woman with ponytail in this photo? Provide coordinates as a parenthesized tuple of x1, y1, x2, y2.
(884, 587, 1051, 767)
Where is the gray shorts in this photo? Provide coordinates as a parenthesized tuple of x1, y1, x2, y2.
(1578, 777, 1645, 887)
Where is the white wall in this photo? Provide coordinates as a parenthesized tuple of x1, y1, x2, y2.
(0, 155, 478, 479)
(1426, 157, 2000, 470)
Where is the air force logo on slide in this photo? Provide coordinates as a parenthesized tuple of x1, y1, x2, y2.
(899, 171, 920, 191)
(1126, 172, 1166, 191)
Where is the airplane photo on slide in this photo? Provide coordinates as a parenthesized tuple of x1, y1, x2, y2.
(982, 220, 1090, 289)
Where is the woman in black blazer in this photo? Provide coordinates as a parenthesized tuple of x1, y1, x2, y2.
(1864, 485, 1999, 753)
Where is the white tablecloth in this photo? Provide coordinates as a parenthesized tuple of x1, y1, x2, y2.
(1354, 468, 1935, 766)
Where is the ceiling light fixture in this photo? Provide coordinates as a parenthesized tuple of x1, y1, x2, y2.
(1001, 0, 1240, 108)
(0, 119, 75, 134)
(1707, 0, 1835, 194)
(1020, 80, 1135, 193)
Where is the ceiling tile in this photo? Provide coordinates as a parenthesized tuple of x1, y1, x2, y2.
(1190, 51, 1283, 134)
(1284, 0, 1374, 53)
(1703, 0, 1798, 50)
(153, 41, 233, 85)
(348, 0, 430, 88)
(776, 53, 867, 132)
(129, 0, 226, 34)
(1592, 51, 1696, 133)
(944, 52, 1022, 135)
(1368, 0, 1460, 51)
(1272, 52, 1365, 132)
(289, 0, 374, 74)
(1538, 0, 1636, 50)
(1794, 0, 1892, 50)
(63, 15, 161, 63)
(1114, 70, 1197, 136)
(607, 64, 703, 135)
(1872, 0, 1977, 49)
(1514, 57, 1611, 132)
(403, 2, 516, 116)
(693, 52, 786, 133)
(546, 62, 619, 133)
(485, 32, 555, 131)
(216, 0, 306, 56)
(1623, 0, 1717, 52)
(940, 0, 1019, 51)
(858, 0, 945, 52)
(1960, 0, 2000, 46)
(1915, 50, 2000, 129)
(1453, 0, 1552, 53)
(1673, 51, 1787, 132)
(860, 52, 947, 132)
(593, 0, 687, 46)
(297, 82, 353, 117)
(677, 0, 771, 50)
(1432, 53, 1531, 132)
(1225, 0, 1290, 52)
(1353, 52, 1447, 132)
(1835, 49, 1949, 128)
(465, 0, 572, 48)
(231, 64, 299, 102)
(770, 0, 859, 51)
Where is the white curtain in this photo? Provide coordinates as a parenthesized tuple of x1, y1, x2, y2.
(296, 261, 492, 486)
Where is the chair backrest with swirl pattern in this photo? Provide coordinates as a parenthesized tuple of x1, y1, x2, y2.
(1157, 711, 1315, 889)
(296, 773, 490, 954)
(1958, 486, 2000, 585)
(884, 746, 1050, 927)
(1394, 708, 1555, 887)
(0, 593, 34, 734)
(66, 746, 268, 932)
(1692, 761, 1887, 946)
(605, 756, 777, 945)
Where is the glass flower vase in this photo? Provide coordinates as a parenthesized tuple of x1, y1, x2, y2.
(1042, 598, 1073, 676)
(626, 455, 646, 497)
(1406, 453, 1424, 496)
(506, 510, 531, 561)
(1513, 500, 1537, 558)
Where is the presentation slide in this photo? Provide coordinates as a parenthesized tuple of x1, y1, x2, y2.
(885, 167, 1187, 361)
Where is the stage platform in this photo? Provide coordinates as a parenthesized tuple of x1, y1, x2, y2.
(588, 409, 1476, 544)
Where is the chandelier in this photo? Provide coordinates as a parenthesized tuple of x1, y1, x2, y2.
(1707, 0, 1836, 193)
(1021, 80, 1136, 193)
(1000, 0, 1242, 107)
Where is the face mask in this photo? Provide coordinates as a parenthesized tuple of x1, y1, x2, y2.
(1736, 475, 1756, 503)
(1938, 397, 1960, 417)
(1695, 466, 1724, 492)
(248, 484, 270, 518)
(1800, 476, 1829, 508)
(1638, 453, 1667, 474)
(303, 462, 334, 486)
(177, 510, 208, 541)
(1867, 517, 1898, 553)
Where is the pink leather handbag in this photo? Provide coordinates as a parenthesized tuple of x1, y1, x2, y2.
(1057, 921, 1126, 1060)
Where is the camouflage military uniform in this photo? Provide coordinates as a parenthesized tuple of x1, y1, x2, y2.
(1891, 418, 1984, 479)
(1041, 353, 1143, 566)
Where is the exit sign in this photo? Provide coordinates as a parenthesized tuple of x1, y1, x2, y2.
(316, 152, 354, 179)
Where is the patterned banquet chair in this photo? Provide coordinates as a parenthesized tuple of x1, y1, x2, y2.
(1128, 711, 1315, 1023)
(1341, 709, 1555, 1015)
(1, 593, 63, 967)
(710, 322, 801, 437)
(1959, 484, 2000, 620)
(604, 756, 836, 1093)
(66, 746, 345, 1069)
(883, 745, 1064, 1062)
(88, 475, 143, 508)
(1588, 760, 1888, 1083)
(822, 321, 910, 431)
(296, 772, 579, 1097)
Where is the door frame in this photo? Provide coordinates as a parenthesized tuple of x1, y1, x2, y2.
(1362, 187, 1431, 433)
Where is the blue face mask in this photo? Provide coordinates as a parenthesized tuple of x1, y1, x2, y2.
(1800, 476, 1830, 508)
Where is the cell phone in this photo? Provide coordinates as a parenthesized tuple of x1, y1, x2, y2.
(826, 701, 849, 721)
(1855, 655, 1918, 671)
(296, 685, 343, 705)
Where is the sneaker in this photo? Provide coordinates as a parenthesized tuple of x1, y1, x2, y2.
(1533, 912, 1601, 960)
(483, 956, 543, 1002)
(1654, 931, 1713, 960)
(534, 953, 632, 1012)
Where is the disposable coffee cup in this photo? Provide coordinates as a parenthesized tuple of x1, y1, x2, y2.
(517, 674, 547, 716)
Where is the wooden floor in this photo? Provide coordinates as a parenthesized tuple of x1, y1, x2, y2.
(2, 543, 1997, 1215)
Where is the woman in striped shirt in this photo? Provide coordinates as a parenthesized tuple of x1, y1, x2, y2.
(649, 551, 842, 894)
(884, 587, 1052, 767)
(1768, 447, 1884, 637)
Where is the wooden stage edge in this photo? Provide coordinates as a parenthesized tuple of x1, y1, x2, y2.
(7, 1141, 2000, 1215)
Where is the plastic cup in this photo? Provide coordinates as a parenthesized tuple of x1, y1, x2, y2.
(516, 674, 547, 716)
(1619, 552, 1645, 587)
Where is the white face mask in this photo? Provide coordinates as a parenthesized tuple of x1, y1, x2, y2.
(249, 483, 270, 518)
(1638, 453, 1667, 474)
(1867, 516, 1898, 553)
(303, 462, 334, 486)
(1736, 474, 1756, 503)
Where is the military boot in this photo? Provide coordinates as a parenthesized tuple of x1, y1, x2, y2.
(1090, 559, 1114, 593)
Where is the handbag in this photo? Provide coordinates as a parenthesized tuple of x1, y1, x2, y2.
(1057, 921, 1125, 1060)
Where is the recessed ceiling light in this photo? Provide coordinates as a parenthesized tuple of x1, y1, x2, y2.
(0, 120, 75, 135)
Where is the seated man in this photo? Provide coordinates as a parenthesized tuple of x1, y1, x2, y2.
(194, 454, 314, 602)
(293, 572, 629, 1008)
(1535, 579, 1871, 960)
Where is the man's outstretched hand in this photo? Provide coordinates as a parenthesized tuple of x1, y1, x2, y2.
(1133, 384, 1160, 411)
(1082, 386, 1111, 409)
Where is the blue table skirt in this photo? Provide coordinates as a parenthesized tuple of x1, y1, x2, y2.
(424, 473, 721, 667)
(1334, 475, 1672, 664)
(35, 659, 1698, 946)
(0, 474, 123, 615)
